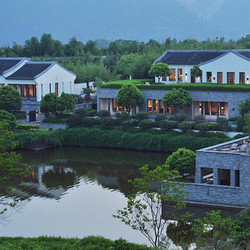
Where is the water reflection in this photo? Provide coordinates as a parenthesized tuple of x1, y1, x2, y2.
(20, 147, 167, 199)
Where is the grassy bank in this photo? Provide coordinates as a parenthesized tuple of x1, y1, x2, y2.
(0, 236, 150, 250)
(14, 127, 230, 152)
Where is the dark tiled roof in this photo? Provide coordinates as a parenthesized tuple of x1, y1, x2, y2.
(7, 62, 53, 80)
(155, 50, 250, 65)
(0, 58, 24, 74)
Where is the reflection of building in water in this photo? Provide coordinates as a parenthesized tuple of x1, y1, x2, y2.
(24, 165, 76, 200)
(97, 176, 118, 189)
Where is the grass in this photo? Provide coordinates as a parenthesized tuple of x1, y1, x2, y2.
(101, 81, 250, 92)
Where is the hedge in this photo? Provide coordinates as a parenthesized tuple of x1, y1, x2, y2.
(101, 82, 250, 92)
(14, 127, 230, 152)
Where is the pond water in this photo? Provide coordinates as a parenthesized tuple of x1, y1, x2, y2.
(0, 147, 167, 246)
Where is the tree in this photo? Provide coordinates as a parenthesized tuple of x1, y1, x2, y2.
(115, 53, 137, 79)
(0, 110, 16, 130)
(0, 122, 30, 215)
(40, 93, 57, 116)
(0, 85, 22, 111)
(162, 88, 193, 113)
(114, 164, 187, 248)
(39, 33, 55, 56)
(191, 210, 238, 250)
(165, 148, 196, 176)
(148, 63, 172, 83)
(238, 98, 250, 117)
(191, 65, 202, 82)
(116, 83, 144, 112)
(57, 93, 75, 112)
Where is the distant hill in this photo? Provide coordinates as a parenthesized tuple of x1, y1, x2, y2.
(0, 0, 249, 46)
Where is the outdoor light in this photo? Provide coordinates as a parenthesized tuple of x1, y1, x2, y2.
(185, 72, 188, 76)
(213, 76, 216, 80)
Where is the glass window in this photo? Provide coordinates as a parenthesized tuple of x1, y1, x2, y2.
(178, 69, 182, 81)
(207, 72, 212, 82)
(211, 102, 217, 115)
(169, 69, 176, 81)
(227, 72, 235, 84)
(159, 100, 164, 113)
(217, 72, 223, 84)
(239, 72, 245, 84)
(55, 83, 58, 95)
(147, 99, 152, 114)
(49, 83, 51, 93)
(220, 102, 226, 116)
(153, 100, 158, 114)
(205, 102, 210, 115)
(162, 76, 166, 81)
(112, 98, 117, 112)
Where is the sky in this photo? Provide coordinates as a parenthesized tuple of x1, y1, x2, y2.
(0, 0, 249, 46)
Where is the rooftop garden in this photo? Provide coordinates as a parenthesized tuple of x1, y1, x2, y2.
(101, 80, 250, 92)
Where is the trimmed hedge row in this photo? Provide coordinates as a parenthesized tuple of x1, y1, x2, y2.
(14, 128, 230, 152)
(101, 82, 250, 92)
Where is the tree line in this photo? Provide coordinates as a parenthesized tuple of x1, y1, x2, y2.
(1, 34, 250, 82)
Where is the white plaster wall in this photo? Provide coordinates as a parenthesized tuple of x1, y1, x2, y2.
(74, 82, 95, 95)
(156, 64, 194, 83)
(35, 63, 76, 101)
(200, 52, 250, 83)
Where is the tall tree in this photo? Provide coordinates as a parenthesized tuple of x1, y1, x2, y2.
(39, 33, 55, 56)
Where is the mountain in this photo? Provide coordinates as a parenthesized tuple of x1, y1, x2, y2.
(0, 0, 249, 46)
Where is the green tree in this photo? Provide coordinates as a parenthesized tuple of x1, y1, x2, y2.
(57, 93, 75, 113)
(40, 93, 58, 116)
(0, 110, 16, 130)
(115, 53, 137, 79)
(191, 65, 202, 82)
(165, 148, 196, 176)
(0, 85, 22, 111)
(191, 210, 238, 250)
(238, 98, 250, 117)
(116, 83, 144, 112)
(162, 88, 193, 113)
(148, 63, 172, 83)
(39, 33, 55, 56)
(114, 164, 186, 248)
(0, 122, 30, 215)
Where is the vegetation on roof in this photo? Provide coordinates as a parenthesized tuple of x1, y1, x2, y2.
(101, 81, 250, 92)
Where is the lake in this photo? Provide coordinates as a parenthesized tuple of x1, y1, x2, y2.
(0, 147, 167, 246)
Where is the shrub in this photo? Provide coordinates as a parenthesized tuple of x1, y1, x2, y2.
(100, 117, 117, 129)
(154, 114, 166, 126)
(11, 111, 26, 120)
(170, 113, 187, 122)
(139, 120, 154, 131)
(159, 120, 172, 132)
(15, 124, 40, 131)
(0, 110, 16, 130)
(98, 110, 111, 118)
(43, 117, 68, 123)
(166, 147, 196, 175)
(216, 117, 230, 131)
(196, 122, 209, 133)
(86, 109, 97, 116)
(135, 112, 149, 121)
(74, 108, 87, 118)
(194, 114, 207, 123)
(115, 111, 130, 121)
(67, 114, 83, 128)
(178, 121, 192, 132)
(82, 118, 100, 127)
(121, 120, 133, 131)
(236, 117, 246, 131)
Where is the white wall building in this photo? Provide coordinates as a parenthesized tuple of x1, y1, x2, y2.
(154, 50, 250, 84)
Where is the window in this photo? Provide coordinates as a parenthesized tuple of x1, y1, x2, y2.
(169, 69, 176, 81)
(218, 169, 230, 186)
(159, 100, 164, 113)
(239, 72, 245, 84)
(49, 83, 51, 93)
(220, 102, 226, 116)
(235, 170, 240, 187)
(55, 83, 58, 95)
(147, 99, 152, 114)
(178, 69, 182, 81)
(217, 72, 223, 84)
(112, 98, 117, 112)
(41, 84, 43, 98)
(211, 102, 217, 115)
(153, 100, 158, 114)
(227, 72, 235, 84)
(206, 72, 212, 82)
(162, 76, 166, 81)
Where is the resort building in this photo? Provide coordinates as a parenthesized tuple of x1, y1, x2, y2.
(154, 50, 250, 84)
(98, 49, 250, 120)
(0, 57, 76, 121)
(184, 136, 250, 207)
